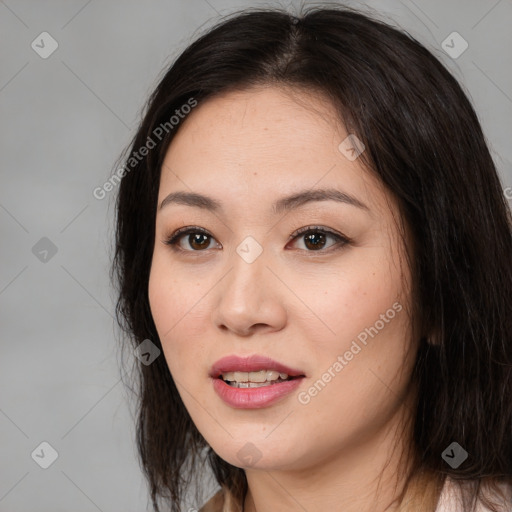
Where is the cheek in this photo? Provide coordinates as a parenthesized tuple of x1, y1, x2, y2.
(147, 253, 209, 373)
(297, 244, 412, 409)
(306, 247, 405, 353)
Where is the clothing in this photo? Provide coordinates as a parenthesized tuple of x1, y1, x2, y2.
(435, 477, 512, 512)
(199, 477, 512, 512)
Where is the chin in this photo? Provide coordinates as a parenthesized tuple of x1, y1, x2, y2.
(207, 437, 301, 472)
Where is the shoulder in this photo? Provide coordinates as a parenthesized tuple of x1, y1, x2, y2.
(199, 489, 224, 512)
(200, 479, 512, 512)
(435, 476, 512, 512)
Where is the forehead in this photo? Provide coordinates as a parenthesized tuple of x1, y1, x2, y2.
(158, 85, 389, 218)
(169, 85, 343, 151)
(163, 85, 344, 170)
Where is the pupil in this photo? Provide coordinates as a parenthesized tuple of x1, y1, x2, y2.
(190, 233, 209, 250)
(305, 232, 325, 250)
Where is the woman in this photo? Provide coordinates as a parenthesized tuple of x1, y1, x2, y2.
(112, 6, 512, 512)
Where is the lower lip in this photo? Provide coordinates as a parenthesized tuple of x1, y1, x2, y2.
(212, 377, 304, 409)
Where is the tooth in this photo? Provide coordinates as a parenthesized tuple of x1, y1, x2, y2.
(247, 370, 267, 383)
(234, 372, 249, 382)
(230, 379, 291, 388)
(221, 370, 292, 383)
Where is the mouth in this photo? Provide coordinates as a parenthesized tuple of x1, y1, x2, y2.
(219, 370, 303, 388)
(210, 355, 306, 408)
(210, 354, 306, 381)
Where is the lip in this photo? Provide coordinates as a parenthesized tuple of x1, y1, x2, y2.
(212, 377, 304, 409)
(210, 354, 306, 409)
(209, 354, 305, 378)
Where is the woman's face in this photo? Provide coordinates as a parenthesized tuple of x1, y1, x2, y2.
(148, 85, 418, 471)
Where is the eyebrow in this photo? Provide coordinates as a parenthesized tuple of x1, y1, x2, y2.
(158, 188, 370, 215)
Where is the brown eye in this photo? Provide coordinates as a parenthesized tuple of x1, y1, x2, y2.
(164, 227, 219, 251)
(302, 231, 327, 250)
(187, 233, 211, 250)
(164, 225, 349, 254)
(289, 226, 349, 252)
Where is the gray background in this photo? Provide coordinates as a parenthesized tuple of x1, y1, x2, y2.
(1, 0, 511, 511)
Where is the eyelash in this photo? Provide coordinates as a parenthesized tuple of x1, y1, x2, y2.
(163, 225, 350, 254)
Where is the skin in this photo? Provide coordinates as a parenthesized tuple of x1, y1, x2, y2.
(148, 85, 420, 512)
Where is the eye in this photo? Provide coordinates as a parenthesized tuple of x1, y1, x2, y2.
(164, 225, 350, 254)
(163, 226, 220, 252)
(287, 225, 350, 252)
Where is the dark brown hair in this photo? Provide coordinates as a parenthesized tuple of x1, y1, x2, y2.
(111, 5, 512, 511)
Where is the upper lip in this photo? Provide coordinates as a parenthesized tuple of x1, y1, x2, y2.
(210, 354, 306, 378)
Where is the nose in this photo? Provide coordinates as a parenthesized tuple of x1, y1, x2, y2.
(211, 246, 287, 337)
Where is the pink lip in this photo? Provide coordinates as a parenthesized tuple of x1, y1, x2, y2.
(210, 354, 306, 409)
(209, 354, 305, 378)
(212, 378, 304, 409)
